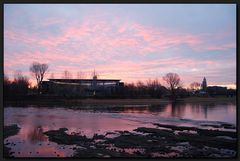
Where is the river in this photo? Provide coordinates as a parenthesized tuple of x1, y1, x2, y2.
(4, 102, 236, 157)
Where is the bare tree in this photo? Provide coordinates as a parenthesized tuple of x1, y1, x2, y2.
(190, 82, 201, 91)
(13, 70, 30, 96)
(77, 71, 86, 79)
(4, 74, 11, 97)
(146, 78, 163, 98)
(14, 70, 25, 82)
(136, 80, 145, 96)
(136, 80, 144, 88)
(152, 78, 161, 89)
(163, 73, 182, 100)
(124, 82, 136, 97)
(62, 70, 72, 79)
(30, 62, 49, 94)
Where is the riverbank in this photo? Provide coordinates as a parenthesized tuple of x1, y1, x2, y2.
(4, 96, 236, 107)
(73, 97, 236, 105)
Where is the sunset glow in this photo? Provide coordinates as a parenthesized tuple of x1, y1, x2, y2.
(4, 4, 236, 88)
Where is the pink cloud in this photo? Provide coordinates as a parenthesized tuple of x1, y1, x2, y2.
(4, 54, 234, 87)
(4, 16, 235, 87)
(4, 18, 202, 58)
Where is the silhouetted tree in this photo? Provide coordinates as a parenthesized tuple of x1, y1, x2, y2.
(190, 82, 201, 91)
(163, 73, 182, 100)
(77, 71, 86, 79)
(12, 70, 30, 96)
(124, 83, 137, 98)
(4, 72, 30, 98)
(136, 80, 146, 97)
(3, 74, 11, 97)
(146, 78, 164, 98)
(30, 62, 49, 94)
(62, 70, 72, 79)
(176, 87, 189, 98)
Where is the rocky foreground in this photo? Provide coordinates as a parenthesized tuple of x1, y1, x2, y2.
(44, 123, 237, 158)
(3, 124, 21, 157)
(4, 122, 237, 158)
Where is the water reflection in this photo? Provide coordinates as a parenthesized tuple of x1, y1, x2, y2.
(4, 102, 236, 128)
(170, 102, 186, 118)
(122, 104, 166, 114)
(4, 102, 236, 157)
(27, 126, 47, 144)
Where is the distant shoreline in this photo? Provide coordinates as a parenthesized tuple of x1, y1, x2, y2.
(4, 96, 236, 107)
(66, 97, 236, 105)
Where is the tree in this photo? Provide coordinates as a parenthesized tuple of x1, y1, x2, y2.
(190, 82, 201, 91)
(124, 82, 136, 98)
(30, 62, 49, 94)
(146, 78, 163, 98)
(62, 70, 72, 79)
(136, 80, 145, 97)
(12, 70, 30, 96)
(4, 74, 10, 85)
(77, 71, 86, 79)
(163, 73, 182, 100)
(4, 74, 11, 97)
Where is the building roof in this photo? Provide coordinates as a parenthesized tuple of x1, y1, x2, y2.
(48, 79, 121, 83)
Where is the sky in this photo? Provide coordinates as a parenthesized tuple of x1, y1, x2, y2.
(4, 4, 236, 88)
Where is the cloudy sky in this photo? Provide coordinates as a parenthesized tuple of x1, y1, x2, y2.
(4, 4, 236, 88)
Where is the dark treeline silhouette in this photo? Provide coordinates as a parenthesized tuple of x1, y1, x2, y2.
(119, 79, 168, 98)
(4, 72, 30, 98)
(4, 61, 48, 99)
(115, 81, 190, 99)
(4, 63, 236, 100)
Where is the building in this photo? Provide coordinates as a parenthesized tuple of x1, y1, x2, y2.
(41, 76, 124, 97)
(201, 77, 207, 92)
(207, 86, 227, 96)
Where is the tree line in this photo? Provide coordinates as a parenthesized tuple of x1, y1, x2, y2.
(4, 62, 48, 98)
(4, 62, 236, 99)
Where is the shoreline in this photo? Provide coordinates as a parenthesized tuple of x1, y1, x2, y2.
(78, 97, 236, 104)
(4, 96, 236, 107)
(4, 123, 237, 158)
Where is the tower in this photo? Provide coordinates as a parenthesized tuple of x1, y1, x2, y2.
(92, 69, 97, 80)
(201, 77, 207, 91)
(92, 69, 97, 91)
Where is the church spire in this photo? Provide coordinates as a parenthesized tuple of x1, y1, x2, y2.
(92, 69, 97, 80)
(201, 77, 207, 91)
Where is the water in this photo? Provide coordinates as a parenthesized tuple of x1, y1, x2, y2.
(4, 102, 236, 157)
